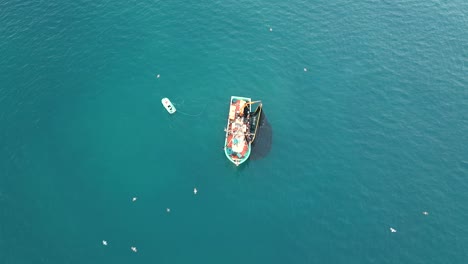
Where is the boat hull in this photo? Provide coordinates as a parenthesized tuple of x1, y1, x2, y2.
(224, 96, 252, 166)
(161, 98, 176, 114)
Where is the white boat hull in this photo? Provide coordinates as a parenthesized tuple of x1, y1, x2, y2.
(161, 98, 176, 114)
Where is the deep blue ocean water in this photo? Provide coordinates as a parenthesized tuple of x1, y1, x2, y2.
(1, 0, 468, 263)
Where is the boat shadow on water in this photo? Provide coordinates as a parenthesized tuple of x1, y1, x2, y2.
(250, 110, 272, 160)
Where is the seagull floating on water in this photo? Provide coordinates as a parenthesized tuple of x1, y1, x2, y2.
(131, 246, 137, 252)
(156, 74, 160, 78)
(166, 208, 171, 213)
(194, 188, 198, 195)
(304, 68, 308, 72)
(132, 197, 137, 202)
(269, 27, 273, 32)
(102, 240, 108, 246)
(390, 227, 397, 233)
(422, 211, 429, 215)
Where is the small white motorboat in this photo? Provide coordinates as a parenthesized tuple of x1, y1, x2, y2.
(161, 98, 176, 114)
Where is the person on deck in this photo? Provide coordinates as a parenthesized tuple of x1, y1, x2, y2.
(243, 105, 249, 117)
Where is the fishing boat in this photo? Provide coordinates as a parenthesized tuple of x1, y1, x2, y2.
(224, 96, 262, 166)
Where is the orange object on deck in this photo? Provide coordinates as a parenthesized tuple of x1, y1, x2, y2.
(241, 144, 248, 156)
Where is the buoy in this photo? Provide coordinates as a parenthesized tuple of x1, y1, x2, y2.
(161, 98, 176, 114)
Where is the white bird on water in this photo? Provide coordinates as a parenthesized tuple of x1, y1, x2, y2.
(131, 246, 137, 253)
(156, 74, 160, 78)
(132, 197, 137, 202)
(166, 208, 171, 213)
(390, 227, 397, 233)
(269, 27, 273, 32)
(193, 188, 198, 195)
(422, 211, 429, 215)
(304, 67, 308, 72)
(102, 240, 108, 246)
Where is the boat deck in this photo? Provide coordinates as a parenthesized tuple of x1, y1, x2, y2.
(225, 97, 251, 163)
(231, 120, 247, 152)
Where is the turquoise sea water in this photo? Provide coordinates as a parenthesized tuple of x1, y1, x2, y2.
(1, 0, 468, 263)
